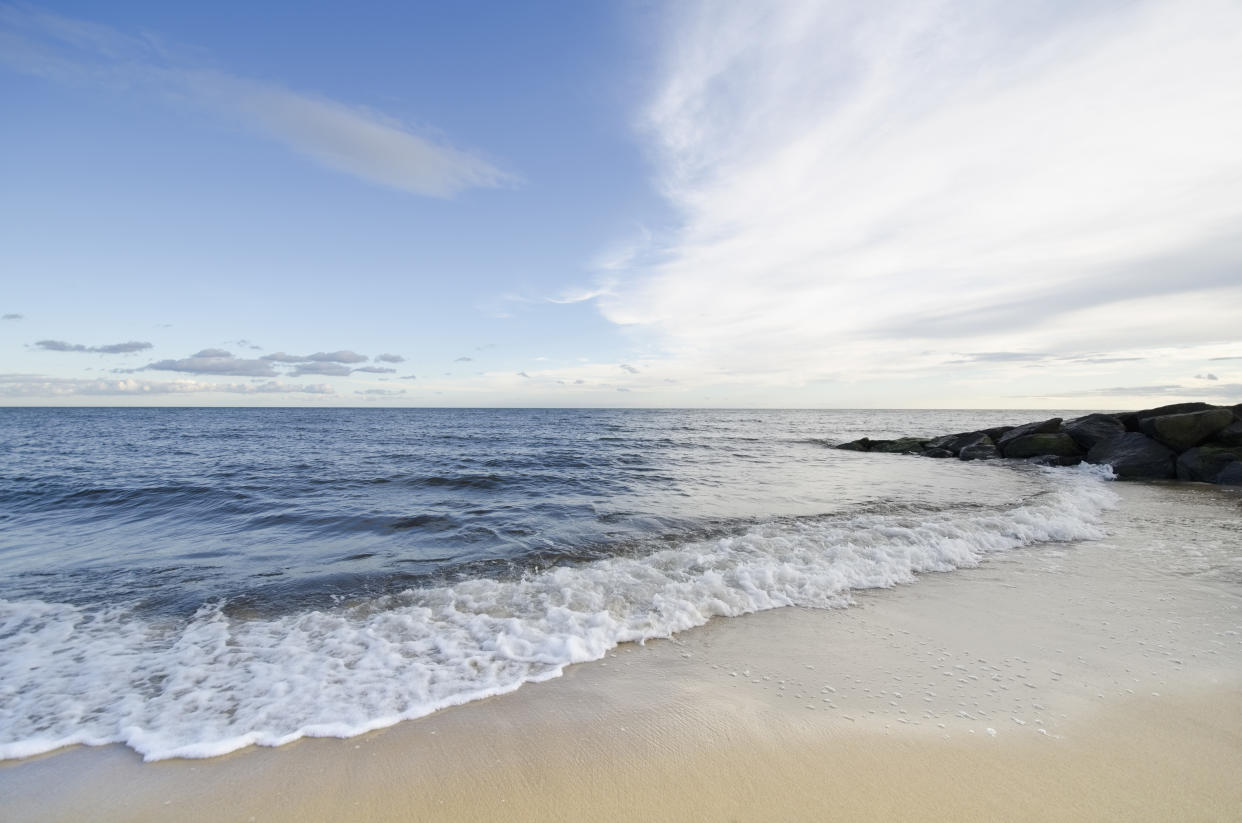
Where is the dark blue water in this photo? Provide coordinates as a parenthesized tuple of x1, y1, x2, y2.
(0, 407, 1112, 760)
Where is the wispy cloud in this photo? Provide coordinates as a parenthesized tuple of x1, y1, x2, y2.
(1029, 383, 1242, 399)
(2, 313, 22, 320)
(355, 388, 406, 397)
(598, 0, 1242, 399)
(546, 282, 615, 305)
(375, 353, 405, 363)
(34, 339, 153, 354)
(0, 5, 513, 197)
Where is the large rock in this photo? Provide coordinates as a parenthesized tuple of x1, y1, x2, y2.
(1140, 408, 1235, 451)
(1176, 445, 1242, 482)
(959, 442, 1000, 461)
(1063, 414, 1125, 450)
(923, 447, 955, 458)
(1086, 433, 1176, 479)
(1217, 462, 1242, 486)
(996, 418, 1062, 450)
(925, 431, 992, 456)
(1118, 402, 1215, 432)
(1026, 454, 1083, 467)
(1213, 421, 1242, 446)
(980, 425, 1014, 442)
(1002, 432, 1082, 459)
(836, 438, 872, 451)
(869, 437, 927, 454)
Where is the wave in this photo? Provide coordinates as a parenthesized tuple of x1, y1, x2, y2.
(0, 466, 1117, 762)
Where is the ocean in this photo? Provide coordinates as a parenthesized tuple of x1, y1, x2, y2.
(0, 407, 1116, 761)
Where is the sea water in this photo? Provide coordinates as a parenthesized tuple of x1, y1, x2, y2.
(0, 407, 1115, 760)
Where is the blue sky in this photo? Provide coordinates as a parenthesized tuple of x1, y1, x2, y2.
(2, 0, 1240, 407)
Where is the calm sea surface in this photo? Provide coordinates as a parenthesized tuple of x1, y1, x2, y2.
(0, 408, 1112, 760)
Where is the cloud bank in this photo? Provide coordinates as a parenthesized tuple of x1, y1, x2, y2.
(597, 0, 1242, 402)
(0, 374, 333, 397)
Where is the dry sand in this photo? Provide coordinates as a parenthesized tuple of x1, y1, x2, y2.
(2, 480, 1240, 821)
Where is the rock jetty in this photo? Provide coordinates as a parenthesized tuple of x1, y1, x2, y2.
(836, 402, 1242, 485)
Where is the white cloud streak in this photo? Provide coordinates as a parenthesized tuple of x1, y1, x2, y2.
(600, 0, 1242, 404)
(0, 5, 512, 197)
(0, 374, 333, 397)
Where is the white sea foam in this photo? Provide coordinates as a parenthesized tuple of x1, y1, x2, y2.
(0, 467, 1117, 761)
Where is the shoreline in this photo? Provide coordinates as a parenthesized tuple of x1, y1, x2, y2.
(3, 480, 1240, 821)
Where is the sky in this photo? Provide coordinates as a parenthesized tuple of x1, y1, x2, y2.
(2, 0, 1240, 408)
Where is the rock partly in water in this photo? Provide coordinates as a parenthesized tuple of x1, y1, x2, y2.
(996, 418, 1062, 451)
(959, 441, 1000, 461)
(1063, 414, 1125, 450)
(1139, 408, 1235, 452)
(925, 431, 989, 456)
(923, 447, 955, 458)
(869, 437, 927, 454)
(836, 438, 872, 451)
(1086, 432, 1176, 479)
(1175, 445, 1242, 483)
(1002, 432, 1082, 459)
(1026, 454, 1083, 467)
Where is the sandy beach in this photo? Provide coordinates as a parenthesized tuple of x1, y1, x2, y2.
(3, 479, 1239, 822)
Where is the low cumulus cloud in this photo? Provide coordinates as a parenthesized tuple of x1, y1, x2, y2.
(290, 362, 352, 377)
(620, 363, 640, 374)
(375, 353, 405, 363)
(1194, 373, 1219, 380)
(34, 339, 153, 354)
(262, 350, 369, 364)
(146, 349, 278, 377)
(0, 6, 513, 197)
(3, 313, 22, 320)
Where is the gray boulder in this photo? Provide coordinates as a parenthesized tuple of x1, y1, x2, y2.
(1086, 433, 1176, 479)
(980, 425, 1014, 442)
(836, 438, 872, 451)
(1213, 421, 1242, 446)
(1026, 454, 1083, 467)
(959, 442, 1000, 461)
(869, 437, 928, 454)
(923, 447, 955, 458)
(1118, 402, 1215, 432)
(1002, 432, 1082, 459)
(925, 431, 992, 456)
(1140, 408, 1235, 451)
(996, 418, 1062, 450)
(1063, 414, 1125, 450)
(1217, 462, 1242, 486)
(1176, 445, 1242, 482)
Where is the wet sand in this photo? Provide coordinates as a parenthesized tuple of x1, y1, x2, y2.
(3, 480, 1240, 821)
